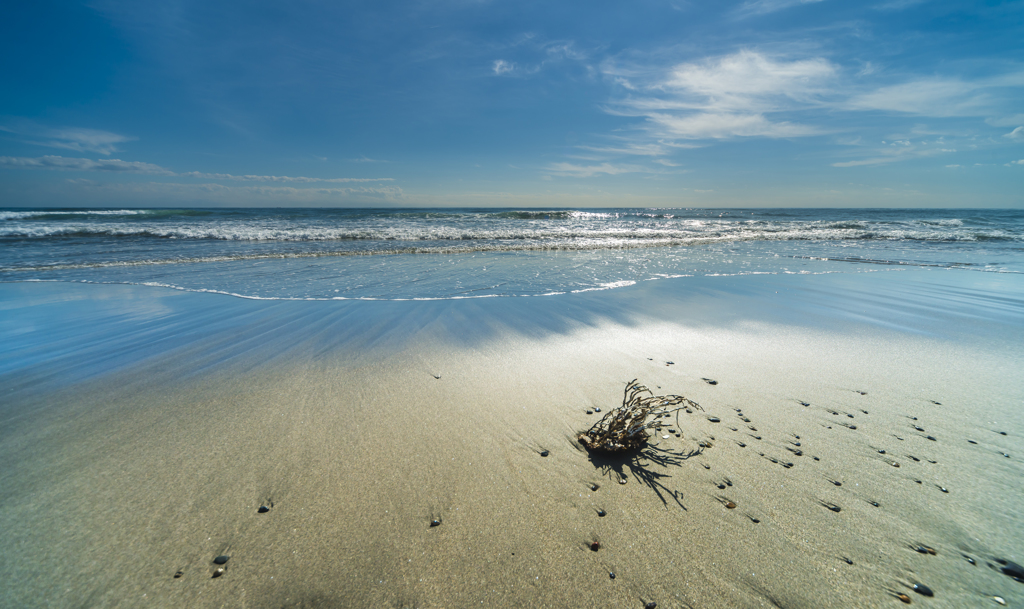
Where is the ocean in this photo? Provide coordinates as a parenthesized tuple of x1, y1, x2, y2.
(1, 207, 1022, 300)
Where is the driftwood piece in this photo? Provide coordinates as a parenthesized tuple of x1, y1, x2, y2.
(578, 379, 702, 453)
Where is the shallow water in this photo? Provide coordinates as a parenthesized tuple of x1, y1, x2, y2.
(2, 207, 1022, 299)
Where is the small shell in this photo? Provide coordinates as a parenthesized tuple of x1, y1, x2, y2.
(725, 501, 736, 509)
(212, 568, 225, 578)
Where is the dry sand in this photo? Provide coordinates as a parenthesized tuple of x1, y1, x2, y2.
(1, 270, 1022, 608)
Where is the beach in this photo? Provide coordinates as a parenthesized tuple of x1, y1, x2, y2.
(1, 269, 1022, 608)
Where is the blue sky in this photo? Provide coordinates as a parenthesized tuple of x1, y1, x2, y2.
(1, 0, 1022, 208)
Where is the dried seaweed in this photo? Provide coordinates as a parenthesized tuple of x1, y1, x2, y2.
(578, 379, 703, 453)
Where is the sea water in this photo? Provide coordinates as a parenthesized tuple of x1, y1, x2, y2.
(1, 208, 1021, 300)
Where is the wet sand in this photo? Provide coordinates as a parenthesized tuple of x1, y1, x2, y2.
(1, 270, 1022, 608)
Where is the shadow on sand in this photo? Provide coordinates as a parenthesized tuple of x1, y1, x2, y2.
(577, 440, 703, 510)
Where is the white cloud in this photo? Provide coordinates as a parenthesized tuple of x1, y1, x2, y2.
(647, 112, 823, 139)
(0, 155, 173, 174)
(178, 171, 394, 183)
(0, 124, 133, 155)
(1004, 126, 1024, 141)
(872, 0, 927, 10)
(0, 155, 394, 184)
(75, 181, 404, 204)
(1008, 159, 1024, 166)
(830, 142, 954, 167)
(734, 0, 826, 17)
(605, 51, 837, 140)
(544, 162, 653, 178)
(492, 60, 515, 75)
(846, 73, 1024, 118)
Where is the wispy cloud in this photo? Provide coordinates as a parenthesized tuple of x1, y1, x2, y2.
(734, 0, 827, 18)
(0, 155, 173, 174)
(1, 155, 395, 183)
(544, 162, 659, 178)
(492, 59, 515, 75)
(846, 77, 999, 117)
(830, 139, 955, 167)
(0, 123, 134, 155)
(605, 50, 837, 140)
(77, 181, 405, 204)
(593, 47, 1024, 170)
(1004, 126, 1024, 141)
(490, 39, 589, 77)
(179, 172, 394, 183)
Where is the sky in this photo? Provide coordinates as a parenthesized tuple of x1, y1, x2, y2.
(0, 0, 1022, 208)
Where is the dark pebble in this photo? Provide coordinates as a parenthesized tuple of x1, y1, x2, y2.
(590, 483, 600, 491)
(725, 501, 736, 509)
(708, 417, 720, 423)
(870, 501, 880, 507)
(258, 505, 270, 513)
(594, 407, 601, 412)
(813, 456, 820, 461)
(597, 509, 607, 517)
(878, 449, 886, 454)
(968, 440, 977, 444)
(926, 436, 936, 441)
(586, 410, 593, 415)
(212, 568, 225, 578)
(751, 518, 760, 523)
(213, 555, 230, 565)
(1003, 453, 1011, 458)
(430, 519, 441, 527)
(915, 546, 936, 555)
(174, 570, 183, 578)
(703, 378, 718, 385)
(912, 583, 934, 597)
(896, 593, 911, 603)
(590, 541, 600, 551)
(609, 572, 616, 579)
(998, 560, 1024, 580)
(738, 442, 746, 447)
(540, 450, 549, 457)
(999, 431, 1007, 436)
(646, 603, 657, 609)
